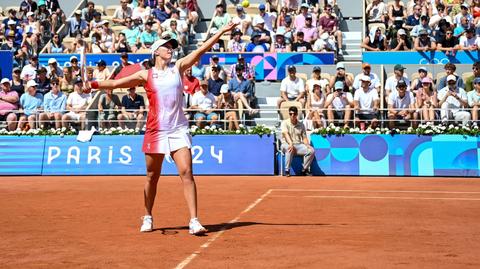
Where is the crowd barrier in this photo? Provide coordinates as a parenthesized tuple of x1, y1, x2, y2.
(0, 135, 275, 176)
(1, 134, 479, 177)
(363, 51, 480, 65)
(281, 134, 480, 177)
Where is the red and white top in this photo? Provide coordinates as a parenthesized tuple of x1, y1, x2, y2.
(142, 64, 189, 153)
(144, 64, 188, 131)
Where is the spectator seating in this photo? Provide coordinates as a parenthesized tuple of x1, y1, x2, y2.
(105, 5, 119, 17)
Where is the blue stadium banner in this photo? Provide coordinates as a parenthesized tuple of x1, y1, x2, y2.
(39, 54, 151, 68)
(0, 51, 14, 80)
(0, 136, 45, 175)
(304, 134, 480, 177)
(200, 52, 335, 80)
(363, 51, 480, 65)
(41, 135, 275, 176)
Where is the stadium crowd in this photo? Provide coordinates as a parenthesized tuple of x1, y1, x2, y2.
(1, 0, 480, 132)
(364, 0, 480, 52)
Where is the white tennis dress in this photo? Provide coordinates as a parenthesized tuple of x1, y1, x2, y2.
(142, 64, 191, 154)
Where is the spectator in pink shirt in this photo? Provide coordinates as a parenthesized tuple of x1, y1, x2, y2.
(294, 3, 315, 30)
(318, 4, 343, 55)
(300, 13, 318, 43)
(0, 78, 19, 131)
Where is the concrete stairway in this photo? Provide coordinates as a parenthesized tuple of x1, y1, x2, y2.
(341, 31, 362, 62)
(253, 81, 282, 128)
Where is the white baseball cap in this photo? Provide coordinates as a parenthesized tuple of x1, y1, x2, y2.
(150, 33, 179, 57)
(26, 80, 38, 88)
(48, 58, 57, 64)
(447, 74, 457, 82)
(1, 78, 11, 86)
(360, 75, 371, 82)
(220, 84, 229, 93)
(26, 11, 34, 17)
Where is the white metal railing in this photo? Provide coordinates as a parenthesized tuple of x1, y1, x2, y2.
(0, 107, 478, 131)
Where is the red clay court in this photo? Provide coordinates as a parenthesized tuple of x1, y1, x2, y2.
(1, 175, 480, 268)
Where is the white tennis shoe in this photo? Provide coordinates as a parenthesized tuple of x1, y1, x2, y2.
(189, 218, 207, 235)
(140, 215, 153, 232)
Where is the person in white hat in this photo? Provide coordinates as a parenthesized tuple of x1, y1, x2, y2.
(0, 78, 19, 131)
(389, 28, 412, 51)
(86, 21, 239, 235)
(18, 80, 43, 130)
(270, 28, 291, 52)
(66, 9, 89, 37)
(353, 75, 380, 129)
(313, 32, 336, 52)
(329, 62, 353, 91)
(325, 81, 354, 128)
(217, 84, 240, 131)
(249, 18, 271, 47)
(438, 74, 470, 124)
(46, 58, 64, 79)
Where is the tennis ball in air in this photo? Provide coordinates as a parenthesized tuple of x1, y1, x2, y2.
(241, 0, 250, 8)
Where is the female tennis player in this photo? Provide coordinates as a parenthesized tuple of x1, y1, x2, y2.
(87, 21, 238, 235)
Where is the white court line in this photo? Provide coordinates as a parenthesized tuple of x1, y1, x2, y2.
(269, 195, 480, 201)
(174, 189, 273, 269)
(271, 189, 480, 194)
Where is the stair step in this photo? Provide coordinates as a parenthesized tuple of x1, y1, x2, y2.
(341, 55, 362, 61)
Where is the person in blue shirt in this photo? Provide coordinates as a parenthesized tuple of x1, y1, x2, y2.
(152, 0, 171, 23)
(39, 77, 66, 129)
(191, 60, 205, 80)
(19, 80, 43, 130)
(67, 10, 89, 37)
(140, 21, 159, 49)
(404, 4, 421, 31)
(228, 65, 258, 114)
(121, 17, 141, 52)
(245, 32, 268, 52)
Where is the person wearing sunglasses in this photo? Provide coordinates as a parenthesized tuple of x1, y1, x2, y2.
(438, 75, 470, 125)
(436, 27, 459, 56)
(464, 62, 480, 92)
(39, 77, 66, 129)
(280, 106, 314, 177)
(413, 29, 437, 52)
(112, 0, 133, 26)
(467, 77, 480, 122)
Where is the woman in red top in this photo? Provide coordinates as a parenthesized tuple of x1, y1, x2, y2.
(87, 21, 238, 235)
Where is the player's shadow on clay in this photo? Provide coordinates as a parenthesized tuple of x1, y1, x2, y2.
(154, 222, 336, 236)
